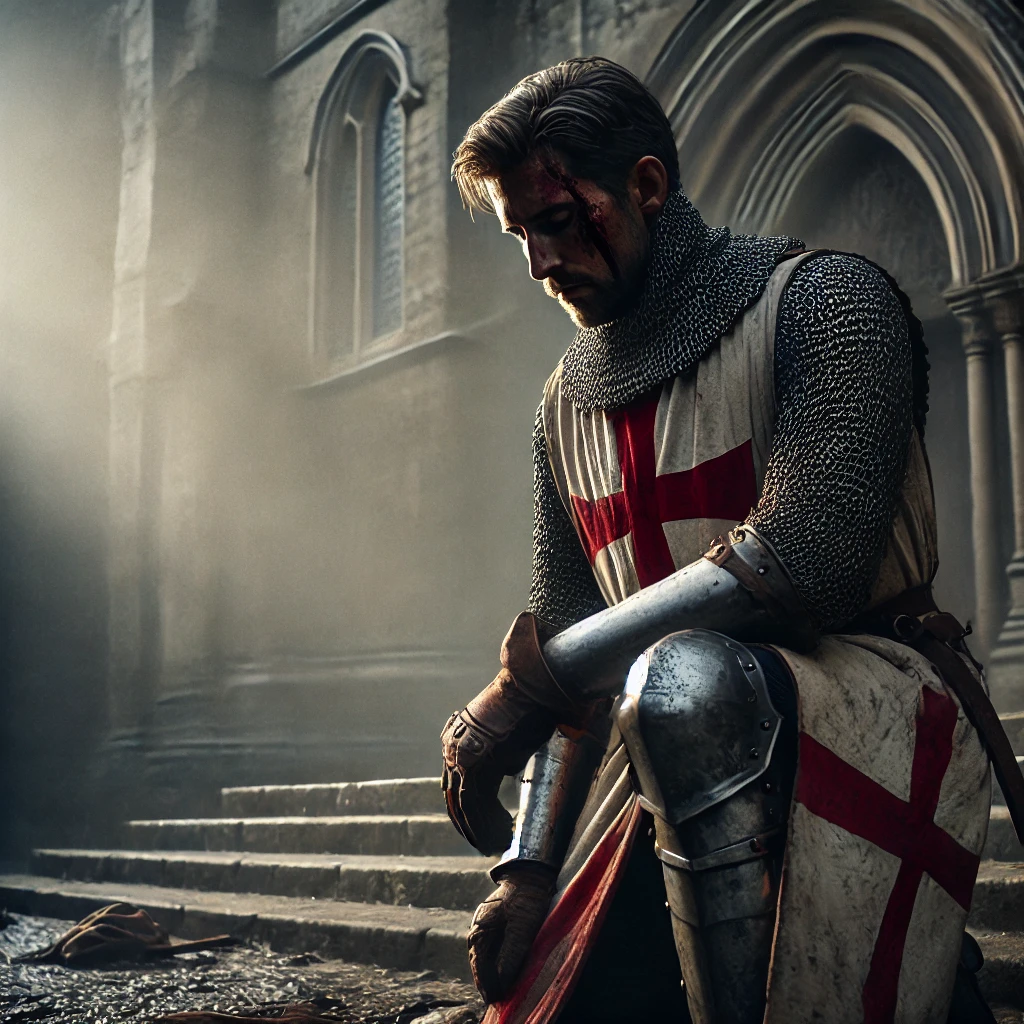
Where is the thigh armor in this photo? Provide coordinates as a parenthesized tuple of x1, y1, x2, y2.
(616, 628, 797, 1024)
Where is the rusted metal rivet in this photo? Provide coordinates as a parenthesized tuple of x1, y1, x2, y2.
(760, 719, 772, 730)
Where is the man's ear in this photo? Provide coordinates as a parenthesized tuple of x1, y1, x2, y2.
(630, 156, 670, 223)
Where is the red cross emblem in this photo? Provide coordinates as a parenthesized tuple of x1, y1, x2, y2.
(796, 686, 980, 1023)
(570, 392, 758, 587)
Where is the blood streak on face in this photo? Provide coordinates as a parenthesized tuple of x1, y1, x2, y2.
(541, 160, 622, 282)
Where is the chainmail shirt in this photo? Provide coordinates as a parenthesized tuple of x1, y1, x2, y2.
(527, 405, 608, 629)
(528, 196, 919, 631)
(747, 254, 913, 626)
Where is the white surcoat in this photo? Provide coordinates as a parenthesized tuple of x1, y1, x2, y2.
(485, 254, 991, 1024)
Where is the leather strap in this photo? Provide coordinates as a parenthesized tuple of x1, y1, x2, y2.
(850, 588, 1024, 846)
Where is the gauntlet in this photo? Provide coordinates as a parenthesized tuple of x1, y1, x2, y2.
(467, 861, 557, 1004)
(441, 612, 586, 855)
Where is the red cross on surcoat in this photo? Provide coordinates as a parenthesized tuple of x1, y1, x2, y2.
(796, 686, 980, 1023)
(569, 392, 758, 588)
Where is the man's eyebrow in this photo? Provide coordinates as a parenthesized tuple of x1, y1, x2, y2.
(502, 201, 577, 232)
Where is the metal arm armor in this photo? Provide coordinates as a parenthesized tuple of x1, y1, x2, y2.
(493, 724, 607, 879)
(540, 524, 817, 702)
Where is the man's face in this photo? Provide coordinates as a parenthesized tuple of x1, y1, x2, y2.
(487, 153, 651, 328)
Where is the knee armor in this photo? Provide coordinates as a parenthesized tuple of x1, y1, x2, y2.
(615, 628, 796, 1024)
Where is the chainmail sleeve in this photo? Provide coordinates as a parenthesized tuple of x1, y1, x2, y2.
(747, 254, 914, 629)
(526, 406, 608, 629)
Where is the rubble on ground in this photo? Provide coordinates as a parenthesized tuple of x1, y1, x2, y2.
(0, 913, 483, 1023)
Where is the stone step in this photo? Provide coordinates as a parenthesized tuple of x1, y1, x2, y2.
(970, 929, 1024, 1010)
(123, 805, 1021, 862)
(124, 815, 477, 857)
(1001, 711, 1024, 756)
(987, 805, 1023, 861)
(0, 874, 473, 981)
(971, 861, 1024, 933)
(27, 851, 1023, 924)
(992, 755, 1024, 806)
(31, 848, 495, 911)
(220, 778, 446, 818)
(220, 777, 520, 819)
(0, 872, 1020, 1005)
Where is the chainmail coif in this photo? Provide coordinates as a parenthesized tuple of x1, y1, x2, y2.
(560, 188, 802, 410)
(529, 225, 919, 630)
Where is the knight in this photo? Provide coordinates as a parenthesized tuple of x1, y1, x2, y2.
(440, 57, 1022, 1024)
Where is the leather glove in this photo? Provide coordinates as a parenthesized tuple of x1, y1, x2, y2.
(441, 613, 586, 855)
(468, 861, 557, 1004)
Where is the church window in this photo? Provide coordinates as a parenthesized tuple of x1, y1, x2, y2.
(309, 33, 420, 370)
(373, 81, 404, 338)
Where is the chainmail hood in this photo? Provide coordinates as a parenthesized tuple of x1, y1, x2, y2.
(560, 189, 802, 411)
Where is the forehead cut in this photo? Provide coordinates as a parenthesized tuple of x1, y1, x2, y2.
(486, 153, 578, 227)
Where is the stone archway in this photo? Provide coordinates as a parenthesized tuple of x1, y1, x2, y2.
(647, 0, 1024, 706)
(648, 0, 1024, 281)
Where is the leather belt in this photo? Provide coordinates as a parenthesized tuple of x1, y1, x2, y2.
(848, 585, 1024, 846)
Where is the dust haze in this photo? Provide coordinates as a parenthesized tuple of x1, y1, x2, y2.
(0, 0, 571, 857)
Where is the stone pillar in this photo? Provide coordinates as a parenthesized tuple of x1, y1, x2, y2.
(98, 0, 158, 826)
(107, 0, 156, 750)
(140, 1, 231, 817)
(946, 287, 1004, 661)
(142, 0, 278, 813)
(982, 267, 1024, 711)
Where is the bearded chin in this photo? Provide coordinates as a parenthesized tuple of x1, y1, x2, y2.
(559, 281, 640, 328)
(559, 296, 595, 328)
(549, 235, 651, 327)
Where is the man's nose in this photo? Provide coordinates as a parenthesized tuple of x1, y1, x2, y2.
(526, 236, 562, 282)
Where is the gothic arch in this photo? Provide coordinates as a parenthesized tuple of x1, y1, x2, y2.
(646, 0, 1024, 286)
(306, 30, 422, 176)
(307, 31, 423, 367)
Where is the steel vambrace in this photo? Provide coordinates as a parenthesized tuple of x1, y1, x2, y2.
(494, 721, 609, 878)
(543, 525, 817, 701)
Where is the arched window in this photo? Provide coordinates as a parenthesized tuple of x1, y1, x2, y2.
(309, 33, 421, 369)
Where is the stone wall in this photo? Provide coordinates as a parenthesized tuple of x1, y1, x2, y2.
(126, 0, 575, 808)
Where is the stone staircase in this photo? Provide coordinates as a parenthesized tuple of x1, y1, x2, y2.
(0, 778, 491, 981)
(0, 759, 1023, 1007)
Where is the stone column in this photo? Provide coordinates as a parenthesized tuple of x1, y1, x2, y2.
(143, 0, 278, 813)
(982, 267, 1024, 711)
(140, 1, 226, 817)
(946, 287, 1003, 661)
(107, 0, 156, 746)
(98, 0, 157, 826)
